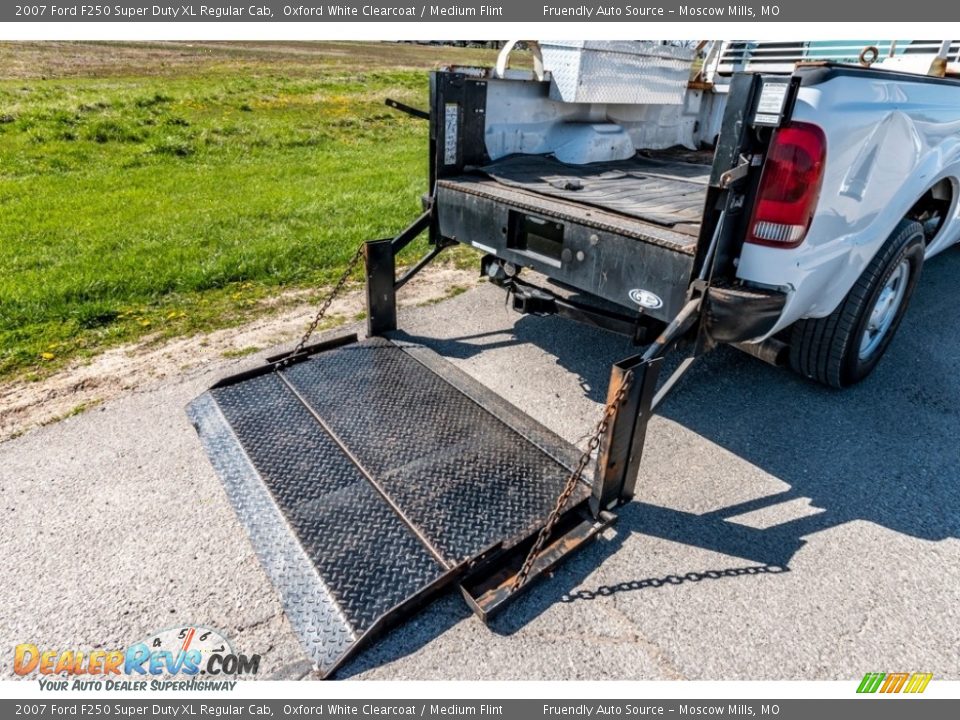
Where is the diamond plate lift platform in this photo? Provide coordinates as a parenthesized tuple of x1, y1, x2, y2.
(188, 334, 624, 678)
(186, 167, 707, 680)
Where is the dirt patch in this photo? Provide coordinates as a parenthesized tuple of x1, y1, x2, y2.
(0, 41, 500, 80)
(0, 266, 479, 442)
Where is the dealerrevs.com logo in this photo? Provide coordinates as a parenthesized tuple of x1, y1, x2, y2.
(14, 625, 260, 691)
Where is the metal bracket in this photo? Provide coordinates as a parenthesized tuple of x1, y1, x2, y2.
(364, 239, 397, 336)
(385, 98, 429, 120)
(590, 355, 663, 515)
(590, 298, 703, 513)
(459, 508, 615, 621)
(365, 210, 445, 336)
(497, 272, 657, 344)
(719, 154, 752, 189)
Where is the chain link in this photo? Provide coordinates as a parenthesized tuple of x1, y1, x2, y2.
(278, 243, 365, 367)
(511, 374, 632, 592)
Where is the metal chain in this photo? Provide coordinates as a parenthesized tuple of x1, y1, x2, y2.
(278, 243, 365, 367)
(511, 374, 632, 592)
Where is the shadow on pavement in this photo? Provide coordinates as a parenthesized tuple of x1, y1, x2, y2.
(406, 246, 960, 547)
(649, 246, 960, 548)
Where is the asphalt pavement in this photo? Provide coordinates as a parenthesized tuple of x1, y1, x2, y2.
(2, 248, 959, 681)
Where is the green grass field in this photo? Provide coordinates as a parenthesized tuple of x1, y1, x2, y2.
(0, 42, 499, 380)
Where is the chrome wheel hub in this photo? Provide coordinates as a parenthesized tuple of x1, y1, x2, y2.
(859, 259, 910, 361)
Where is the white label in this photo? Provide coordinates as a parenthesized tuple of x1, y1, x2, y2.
(756, 81, 788, 115)
(754, 112, 782, 126)
(628, 288, 663, 310)
(444, 103, 459, 166)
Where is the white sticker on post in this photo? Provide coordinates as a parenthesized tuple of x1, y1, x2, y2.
(755, 80, 789, 125)
(757, 82, 788, 114)
(444, 103, 459, 166)
(754, 113, 782, 125)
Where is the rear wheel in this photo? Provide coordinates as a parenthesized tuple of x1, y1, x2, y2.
(789, 219, 925, 388)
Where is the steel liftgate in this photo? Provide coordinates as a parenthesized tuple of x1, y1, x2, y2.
(187, 213, 706, 676)
(190, 312, 644, 672)
(186, 202, 642, 677)
(186, 198, 675, 676)
(186, 180, 661, 677)
(189, 328, 618, 677)
(187, 222, 684, 677)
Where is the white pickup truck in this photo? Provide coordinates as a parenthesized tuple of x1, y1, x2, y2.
(428, 40, 960, 387)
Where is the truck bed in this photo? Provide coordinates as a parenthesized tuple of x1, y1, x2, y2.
(437, 151, 711, 259)
(478, 153, 711, 231)
(435, 155, 710, 320)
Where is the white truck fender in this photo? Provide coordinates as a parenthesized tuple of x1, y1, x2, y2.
(736, 74, 960, 338)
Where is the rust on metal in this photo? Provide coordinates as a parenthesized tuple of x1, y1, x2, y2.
(461, 512, 615, 621)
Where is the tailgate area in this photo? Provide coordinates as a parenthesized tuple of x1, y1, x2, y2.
(480, 153, 710, 230)
(436, 152, 708, 321)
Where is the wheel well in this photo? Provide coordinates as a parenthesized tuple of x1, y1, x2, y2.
(905, 178, 954, 244)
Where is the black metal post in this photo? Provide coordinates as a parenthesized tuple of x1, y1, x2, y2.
(619, 357, 663, 503)
(589, 355, 667, 515)
(365, 239, 397, 336)
(590, 355, 644, 516)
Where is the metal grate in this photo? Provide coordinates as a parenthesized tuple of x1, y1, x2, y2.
(188, 339, 588, 677)
(282, 342, 587, 565)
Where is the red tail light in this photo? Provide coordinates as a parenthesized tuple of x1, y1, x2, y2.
(747, 122, 827, 248)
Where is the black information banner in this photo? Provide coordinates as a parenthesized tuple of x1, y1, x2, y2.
(2, 0, 956, 23)
(3, 699, 959, 719)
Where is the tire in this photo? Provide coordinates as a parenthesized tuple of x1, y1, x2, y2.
(789, 219, 925, 388)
